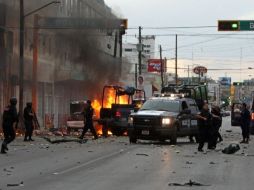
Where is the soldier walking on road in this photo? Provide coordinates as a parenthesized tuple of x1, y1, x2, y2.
(1, 97, 19, 154)
(79, 100, 98, 140)
(23, 102, 35, 142)
(210, 106, 223, 148)
(240, 103, 251, 144)
(196, 103, 213, 152)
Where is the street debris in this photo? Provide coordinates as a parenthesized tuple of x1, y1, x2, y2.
(222, 143, 240, 154)
(183, 155, 195, 158)
(43, 137, 86, 144)
(39, 145, 50, 149)
(136, 153, 149, 157)
(168, 180, 210, 187)
(186, 161, 193, 165)
(7, 181, 24, 187)
(209, 161, 216, 165)
(3, 168, 12, 173)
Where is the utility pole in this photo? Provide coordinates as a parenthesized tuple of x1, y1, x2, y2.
(135, 64, 138, 88)
(164, 57, 167, 86)
(119, 33, 123, 58)
(113, 32, 118, 57)
(187, 65, 190, 84)
(175, 34, 178, 85)
(138, 26, 142, 75)
(32, 14, 39, 113)
(159, 45, 164, 88)
(19, 1, 60, 127)
(19, 0, 24, 122)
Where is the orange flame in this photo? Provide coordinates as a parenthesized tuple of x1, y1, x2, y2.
(92, 99, 101, 119)
(91, 87, 129, 136)
(103, 88, 116, 108)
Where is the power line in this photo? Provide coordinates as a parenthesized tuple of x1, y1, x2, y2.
(166, 67, 252, 71)
(149, 36, 226, 54)
(127, 26, 217, 30)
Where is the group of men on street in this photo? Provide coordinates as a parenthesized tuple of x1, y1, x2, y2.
(197, 102, 251, 152)
(1, 98, 35, 154)
(1, 97, 252, 154)
(1, 98, 98, 154)
(196, 103, 223, 152)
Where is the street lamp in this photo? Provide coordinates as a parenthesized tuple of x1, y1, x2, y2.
(19, 0, 60, 124)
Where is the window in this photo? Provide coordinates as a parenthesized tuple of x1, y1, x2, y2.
(187, 100, 198, 114)
(141, 99, 180, 112)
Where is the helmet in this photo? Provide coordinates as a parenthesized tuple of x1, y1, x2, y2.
(26, 102, 32, 107)
(87, 100, 92, 105)
(10, 97, 17, 105)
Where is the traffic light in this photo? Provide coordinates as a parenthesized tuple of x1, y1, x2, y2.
(218, 20, 240, 31)
(121, 19, 128, 29)
(120, 19, 128, 35)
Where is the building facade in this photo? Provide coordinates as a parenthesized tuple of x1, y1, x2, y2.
(0, 0, 124, 127)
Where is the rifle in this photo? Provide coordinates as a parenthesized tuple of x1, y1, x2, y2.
(32, 109, 40, 129)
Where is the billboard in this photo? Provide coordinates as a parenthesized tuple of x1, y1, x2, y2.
(219, 77, 231, 86)
(193, 66, 207, 74)
(148, 59, 165, 73)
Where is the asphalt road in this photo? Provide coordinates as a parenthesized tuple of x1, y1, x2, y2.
(1, 117, 254, 190)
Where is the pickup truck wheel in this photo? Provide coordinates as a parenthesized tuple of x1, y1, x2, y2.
(112, 129, 124, 136)
(129, 136, 137, 144)
(170, 135, 177, 145)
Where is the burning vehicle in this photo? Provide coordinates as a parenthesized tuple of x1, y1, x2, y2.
(97, 85, 146, 136)
(66, 86, 146, 137)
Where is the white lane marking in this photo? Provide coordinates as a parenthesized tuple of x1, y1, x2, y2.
(54, 149, 125, 175)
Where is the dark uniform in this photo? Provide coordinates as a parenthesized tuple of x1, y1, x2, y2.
(1, 98, 18, 154)
(240, 103, 251, 143)
(210, 106, 222, 148)
(197, 107, 213, 151)
(23, 103, 34, 141)
(79, 100, 98, 140)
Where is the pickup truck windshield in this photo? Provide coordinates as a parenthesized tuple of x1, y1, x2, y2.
(140, 99, 180, 112)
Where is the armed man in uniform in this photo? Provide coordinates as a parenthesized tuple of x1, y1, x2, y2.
(23, 102, 35, 141)
(1, 97, 19, 154)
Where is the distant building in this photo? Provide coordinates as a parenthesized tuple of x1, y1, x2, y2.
(122, 35, 161, 96)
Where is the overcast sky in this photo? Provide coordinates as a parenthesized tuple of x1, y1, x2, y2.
(105, 0, 254, 82)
